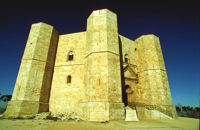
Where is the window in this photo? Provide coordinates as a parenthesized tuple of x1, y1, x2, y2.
(68, 51, 74, 61)
(124, 54, 128, 63)
(125, 57, 128, 63)
(67, 75, 71, 83)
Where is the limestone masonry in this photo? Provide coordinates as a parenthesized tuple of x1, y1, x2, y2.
(4, 9, 177, 121)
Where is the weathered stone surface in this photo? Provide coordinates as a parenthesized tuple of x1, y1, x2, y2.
(133, 35, 176, 119)
(4, 100, 49, 118)
(5, 9, 176, 121)
(84, 9, 124, 121)
(135, 106, 175, 120)
(49, 32, 86, 117)
(119, 35, 136, 65)
(4, 22, 58, 117)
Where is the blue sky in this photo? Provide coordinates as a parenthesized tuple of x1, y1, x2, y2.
(0, 0, 199, 107)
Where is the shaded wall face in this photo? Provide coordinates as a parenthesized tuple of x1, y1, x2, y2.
(49, 32, 86, 115)
(119, 35, 138, 105)
(119, 35, 136, 66)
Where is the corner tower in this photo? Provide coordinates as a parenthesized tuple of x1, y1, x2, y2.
(134, 35, 177, 119)
(84, 9, 124, 121)
(4, 23, 58, 117)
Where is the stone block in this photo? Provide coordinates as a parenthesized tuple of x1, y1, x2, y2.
(125, 106, 139, 121)
(4, 100, 48, 118)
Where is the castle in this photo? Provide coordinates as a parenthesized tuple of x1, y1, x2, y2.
(5, 9, 176, 121)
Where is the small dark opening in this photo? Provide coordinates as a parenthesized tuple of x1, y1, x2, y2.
(67, 51, 74, 61)
(135, 48, 137, 51)
(68, 54, 73, 61)
(67, 75, 71, 83)
(125, 57, 128, 63)
(124, 54, 128, 63)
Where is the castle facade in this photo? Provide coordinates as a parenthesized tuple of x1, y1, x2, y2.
(5, 9, 176, 121)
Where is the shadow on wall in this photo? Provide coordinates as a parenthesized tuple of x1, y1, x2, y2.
(118, 36, 126, 106)
(0, 95, 12, 113)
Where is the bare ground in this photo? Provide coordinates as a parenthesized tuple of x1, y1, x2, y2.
(0, 117, 199, 130)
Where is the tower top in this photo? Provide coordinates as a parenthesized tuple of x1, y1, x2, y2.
(88, 9, 116, 18)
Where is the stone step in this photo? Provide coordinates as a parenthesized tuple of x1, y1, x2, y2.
(125, 106, 139, 121)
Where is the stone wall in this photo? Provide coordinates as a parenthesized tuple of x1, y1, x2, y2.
(4, 9, 176, 121)
(84, 9, 124, 121)
(133, 34, 176, 119)
(49, 32, 86, 118)
(119, 35, 136, 65)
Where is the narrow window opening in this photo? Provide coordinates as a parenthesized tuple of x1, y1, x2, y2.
(68, 51, 74, 61)
(125, 57, 128, 63)
(68, 54, 73, 61)
(124, 54, 128, 63)
(67, 75, 71, 83)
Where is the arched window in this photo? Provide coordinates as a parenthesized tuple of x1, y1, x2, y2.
(68, 51, 74, 61)
(124, 54, 128, 63)
(67, 75, 71, 83)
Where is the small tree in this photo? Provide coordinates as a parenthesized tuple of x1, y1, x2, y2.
(195, 107, 200, 112)
(182, 106, 187, 112)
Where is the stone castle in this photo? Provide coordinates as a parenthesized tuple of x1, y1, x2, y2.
(5, 9, 176, 121)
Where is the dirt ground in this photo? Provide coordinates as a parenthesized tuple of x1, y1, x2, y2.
(0, 117, 199, 130)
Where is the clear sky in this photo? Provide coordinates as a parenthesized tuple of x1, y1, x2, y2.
(0, 0, 199, 107)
